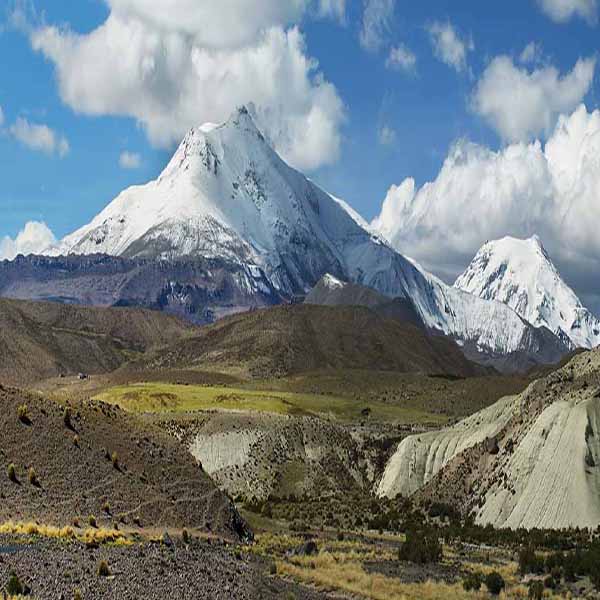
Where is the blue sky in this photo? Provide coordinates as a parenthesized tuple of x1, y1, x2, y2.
(1, 0, 600, 307)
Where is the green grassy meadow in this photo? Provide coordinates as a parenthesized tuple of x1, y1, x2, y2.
(94, 381, 450, 425)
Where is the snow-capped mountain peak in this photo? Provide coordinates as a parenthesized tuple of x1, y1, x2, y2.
(44, 110, 571, 367)
(455, 235, 600, 349)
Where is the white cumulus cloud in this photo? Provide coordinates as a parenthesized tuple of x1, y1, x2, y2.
(472, 55, 595, 143)
(536, 0, 598, 24)
(426, 21, 473, 74)
(26, 1, 345, 171)
(360, 0, 395, 51)
(0, 221, 57, 260)
(119, 151, 142, 169)
(386, 45, 417, 73)
(371, 104, 600, 309)
(9, 117, 70, 157)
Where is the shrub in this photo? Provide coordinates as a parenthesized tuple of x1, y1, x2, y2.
(74, 589, 82, 600)
(73, 435, 80, 447)
(519, 546, 545, 574)
(6, 572, 23, 595)
(97, 560, 110, 577)
(17, 404, 30, 424)
(485, 572, 505, 596)
(398, 529, 442, 564)
(63, 407, 73, 430)
(591, 568, 600, 590)
(462, 572, 483, 591)
(102, 501, 110, 514)
(182, 528, 190, 544)
(28, 467, 39, 487)
(111, 452, 119, 470)
(7, 463, 17, 483)
(528, 580, 544, 599)
(88, 515, 97, 528)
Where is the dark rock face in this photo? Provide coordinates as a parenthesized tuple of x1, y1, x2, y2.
(305, 275, 425, 330)
(0, 254, 285, 324)
(485, 436, 500, 455)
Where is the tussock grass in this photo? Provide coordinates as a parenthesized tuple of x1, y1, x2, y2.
(81, 527, 131, 546)
(0, 521, 131, 545)
(277, 553, 488, 600)
(0, 521, 77, 540)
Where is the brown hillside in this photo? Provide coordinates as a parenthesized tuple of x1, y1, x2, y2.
(137, 304, 486, 379)
(0, 299, 193, 385)
(0, 385, 249, 540)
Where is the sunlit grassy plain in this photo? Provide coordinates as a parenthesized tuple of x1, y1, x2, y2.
(94, 382, 449, 424)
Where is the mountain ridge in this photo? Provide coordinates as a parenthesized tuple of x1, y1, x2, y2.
(29, 107, 570, 367)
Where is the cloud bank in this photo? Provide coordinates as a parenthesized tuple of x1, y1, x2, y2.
(25, 0, 345, 171)
(0, 222, 57, 260)
(372, 104, 600, 310)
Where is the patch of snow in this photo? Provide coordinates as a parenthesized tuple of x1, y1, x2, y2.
(321, 273, 346, 290)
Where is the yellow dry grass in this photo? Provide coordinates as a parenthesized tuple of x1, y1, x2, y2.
(255, 533, 561, 600)
(0, 520, 131, 545)
(277, 552, 488, 600)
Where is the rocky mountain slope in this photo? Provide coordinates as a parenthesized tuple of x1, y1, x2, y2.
(0, 253, 282, 324)
(133, 304, 487, 379)
(165, 412, 372, 502)
(305, 273, 424, 329)
(0, 298, 192, 385)
(0, 385, 249, 540)
(379, 347, 600, 530)
(31, 107, 568, 366)
(455, 235, 600, 349)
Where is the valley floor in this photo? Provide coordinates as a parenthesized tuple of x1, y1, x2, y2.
(6, 360, 597, 598)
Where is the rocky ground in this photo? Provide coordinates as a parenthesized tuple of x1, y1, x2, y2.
(0, 534, 336, 599)
(0, 386, 248, 540)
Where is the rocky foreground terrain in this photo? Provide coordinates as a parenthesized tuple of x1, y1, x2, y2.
(0, 534, 333, 600)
